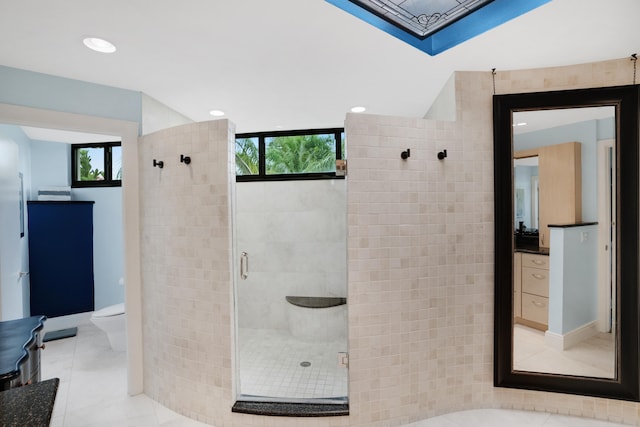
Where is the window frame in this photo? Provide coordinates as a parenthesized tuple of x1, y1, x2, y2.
(71, 141, 122, 188)
(236, 127, 345, 182)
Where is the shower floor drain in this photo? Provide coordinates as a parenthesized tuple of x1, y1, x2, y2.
(300, 361, 311, 367)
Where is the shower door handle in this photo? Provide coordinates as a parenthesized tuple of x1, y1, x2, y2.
(240, 252, 249, 280)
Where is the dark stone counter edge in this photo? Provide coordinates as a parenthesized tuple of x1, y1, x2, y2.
(515, 248, 549, 255)
(232, 401, 349, 417)
(548, 222, 598, 228)
(0, 377, 59, 427)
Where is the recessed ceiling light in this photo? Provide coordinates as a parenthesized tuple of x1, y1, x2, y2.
(513, 122, 527, 127)
(209, 110, 225, 117)
(83, 37, 116, 53)
(350, 106, 366, 113)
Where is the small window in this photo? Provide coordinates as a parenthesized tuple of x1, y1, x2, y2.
(71, 142, 122, 187)
(236, 137, 259, 176)
(236, 128, 345, 181)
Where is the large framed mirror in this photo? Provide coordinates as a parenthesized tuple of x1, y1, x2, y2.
(493, 85, 640, 400)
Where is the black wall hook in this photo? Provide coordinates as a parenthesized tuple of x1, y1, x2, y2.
(437, 149, 447, 160)
(153, 159, 164, 168)
(180, 154, 191, 165)
(401, 149, 411, 160)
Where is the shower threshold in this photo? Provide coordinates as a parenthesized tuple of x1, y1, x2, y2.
(232, 396, 348, 417)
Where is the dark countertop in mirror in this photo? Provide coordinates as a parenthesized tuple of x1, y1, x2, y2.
(514, 247, 549, 255)
(514, 231, 546, 254)
(548, 222, 598, 228)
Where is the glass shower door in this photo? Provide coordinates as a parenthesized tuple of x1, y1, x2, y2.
(234, 179, 348, 403)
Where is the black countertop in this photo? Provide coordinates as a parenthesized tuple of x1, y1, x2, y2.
(0, 378, 59, 426)
(515, 247, 549, 255)
(0, 316, 46, 383)
(548, 221, 598, 228)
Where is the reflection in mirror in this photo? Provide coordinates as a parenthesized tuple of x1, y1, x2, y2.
(493, 85, 640, 401)
(511, 107, 616, 379)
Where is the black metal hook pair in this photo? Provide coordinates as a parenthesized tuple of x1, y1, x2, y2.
(400, 148, 447, 160)
(153, 154, 191, 168)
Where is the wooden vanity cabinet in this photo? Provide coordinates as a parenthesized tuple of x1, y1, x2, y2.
(537, 141, 582, 248)
(515, 253, 549, 331)
(515, 141, 581, 249)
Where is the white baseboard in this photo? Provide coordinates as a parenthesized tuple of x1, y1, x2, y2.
(544, 321, 598, 351)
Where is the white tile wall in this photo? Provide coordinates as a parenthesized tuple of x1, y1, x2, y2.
(139, 58, 640, 426)
(139, 120, 236, 424)
(236, 180, 347, 330)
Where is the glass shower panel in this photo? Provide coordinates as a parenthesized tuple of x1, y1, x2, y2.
(234, 179, 348, 402)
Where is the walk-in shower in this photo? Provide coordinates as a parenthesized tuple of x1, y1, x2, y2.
(234, 179, 348, 404)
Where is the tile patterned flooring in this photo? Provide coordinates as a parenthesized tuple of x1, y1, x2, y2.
(237, 327, 348, 400)
(42, 322, 627, 426)
(513, 324, 615, 378)
(405, 409, 628, 427)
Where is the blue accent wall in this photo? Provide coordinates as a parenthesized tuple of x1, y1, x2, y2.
(324, 0, 551, 55)
(514, 118, 615, 223)
(0, 65, 142, 130)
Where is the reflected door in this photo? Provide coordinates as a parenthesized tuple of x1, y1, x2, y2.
(0, 138, 21, 320)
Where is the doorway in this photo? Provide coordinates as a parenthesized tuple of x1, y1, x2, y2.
(597, 138, 616, 333)
(234, 179, 348, 404)
(0, 102, 142, 394)
(0, 134, 22, 320)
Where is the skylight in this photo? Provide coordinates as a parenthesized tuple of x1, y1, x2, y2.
(349, 0, 494, 39)
(326, 0, 551, 55)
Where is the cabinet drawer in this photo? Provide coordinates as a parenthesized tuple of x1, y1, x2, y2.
(522, 293, 548, 326)
(522, 267, 549, 297)
(522, 253, 549, 270)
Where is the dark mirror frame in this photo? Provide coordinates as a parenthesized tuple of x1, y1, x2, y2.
(493, 84, 640, 401)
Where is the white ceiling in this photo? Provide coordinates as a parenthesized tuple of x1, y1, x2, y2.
(513, 106, 615, 135)
(0, 0, 638, 135)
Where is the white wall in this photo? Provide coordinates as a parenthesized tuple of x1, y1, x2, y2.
(141, 94, 193, 135)
(236, 180, 347, 330)
(0, 125, 32, 319)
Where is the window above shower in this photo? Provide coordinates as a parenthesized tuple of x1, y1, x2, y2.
(235, 128, 345, 181)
